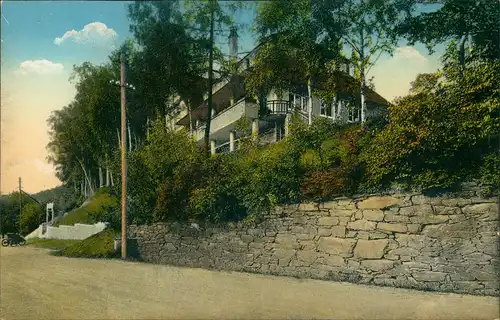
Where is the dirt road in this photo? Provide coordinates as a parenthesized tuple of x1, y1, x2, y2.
(1, 246, 498, 320)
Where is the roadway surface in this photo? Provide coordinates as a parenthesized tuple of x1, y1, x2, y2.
(1, 246, 499, 320)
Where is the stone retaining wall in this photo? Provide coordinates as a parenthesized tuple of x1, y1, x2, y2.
(128, 192, 499, 296)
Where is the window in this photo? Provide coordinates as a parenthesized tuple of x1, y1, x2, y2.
(347, 100, 360, 122)
(320, 99, 333, 118)
(301, 96, 308, 112)
(325, 101, 332, 117)
(290, 93, 309, 113)
(320, 99, 326, 115)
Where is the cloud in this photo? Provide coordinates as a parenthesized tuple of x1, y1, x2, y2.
(54, 22, 118, 46)
(393, 46, 428, 65)
(16, 59, 64, 76)
(33, 159, 55, 176)
(370, 46, 439, 102)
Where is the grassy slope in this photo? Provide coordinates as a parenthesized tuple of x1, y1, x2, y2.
(28, 188, 121, 259)
(27, 238, 81, 250)
(57, 229, 120, 258)
(54, 188, 118, 227)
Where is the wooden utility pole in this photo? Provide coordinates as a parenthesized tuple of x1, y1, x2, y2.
(0, 101, 2, 237)
(18, 177, 22, 234)
(203, 0, 215, 156)
(497, 131, 500, 237)
(120, 52, 128, 259)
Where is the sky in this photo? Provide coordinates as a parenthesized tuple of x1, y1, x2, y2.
(1, 1, 445, 194)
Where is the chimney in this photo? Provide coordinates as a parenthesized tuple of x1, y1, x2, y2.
(228, 26, 238, 60)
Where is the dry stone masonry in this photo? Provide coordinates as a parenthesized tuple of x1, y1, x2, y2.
(128, 191, 499, 296)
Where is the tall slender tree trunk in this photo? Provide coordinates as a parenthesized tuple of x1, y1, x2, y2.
(127, 121, 132, 151)
(117, 129, 121, 149)
(359, 29, 367, 124)
(105, 154, 110, 187)
(146, 117, 150, 140)
(84, 179, 88, 198)
(458, 33, 468, 71)
(77, 158, 94, 196)
(189, 103, 193, 137)
(203, 0, 215, 156)
(110, 170, 114, 187)
(307, 78, 313, 125)
(98, 167, 103, 188)
(106, 167, 110, 187)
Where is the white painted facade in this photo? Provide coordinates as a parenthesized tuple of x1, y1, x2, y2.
(172, 40, 389, 155)
(192, 97, 259, 142)
(25, 222, 107, 240)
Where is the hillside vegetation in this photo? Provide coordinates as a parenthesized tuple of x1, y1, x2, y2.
(42, 1, 499, 228)
(54, 188, 119, 228)
(0, 184, 83, 236)
(55, 229, 120, 259)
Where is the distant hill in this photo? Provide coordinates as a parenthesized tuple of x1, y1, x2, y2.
(0, 185, 82, 215)
(32, 185, 82, 214)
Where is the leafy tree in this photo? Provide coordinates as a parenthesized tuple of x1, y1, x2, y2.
(398, 0, 500, 62)
(70, 62, 122, 187)
(0, 197, 17, 236)
(20, 202, 44, 236)
(46, 103, 97, 197)
(183, 0, 244, 155)
(409, 72, 440, 94)
(362, 43, 500, 191)
(246, 0, 341, 123)
(314, 0, 411, 123)
(111, 117, 204, 222)
(0, 192, 35, 235)
(127, 1, 207, 124)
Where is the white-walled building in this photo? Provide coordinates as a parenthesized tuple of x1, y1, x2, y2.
(173, 35, 390, 155)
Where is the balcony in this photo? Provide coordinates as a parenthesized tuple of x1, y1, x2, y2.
(261, 99, 309, 123)
(266, 100, 292, 115)
(193, 97, 258, 142)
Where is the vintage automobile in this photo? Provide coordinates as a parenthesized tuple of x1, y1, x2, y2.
(1, 233, 26, 247)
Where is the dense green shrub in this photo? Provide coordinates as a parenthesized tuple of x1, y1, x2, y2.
(477, 150, 500, 196)
(126, 150, 156, 225)
(241, 139, 303, 212)
(155, 157, 205, 221)
(290, 116, 368, 202)
(114, 45, 498, 224)
(20, 202, 44, 236)
(362, 45, 500, 192)
(300, 168, 348, 202)
(188, 155, 247, 222)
